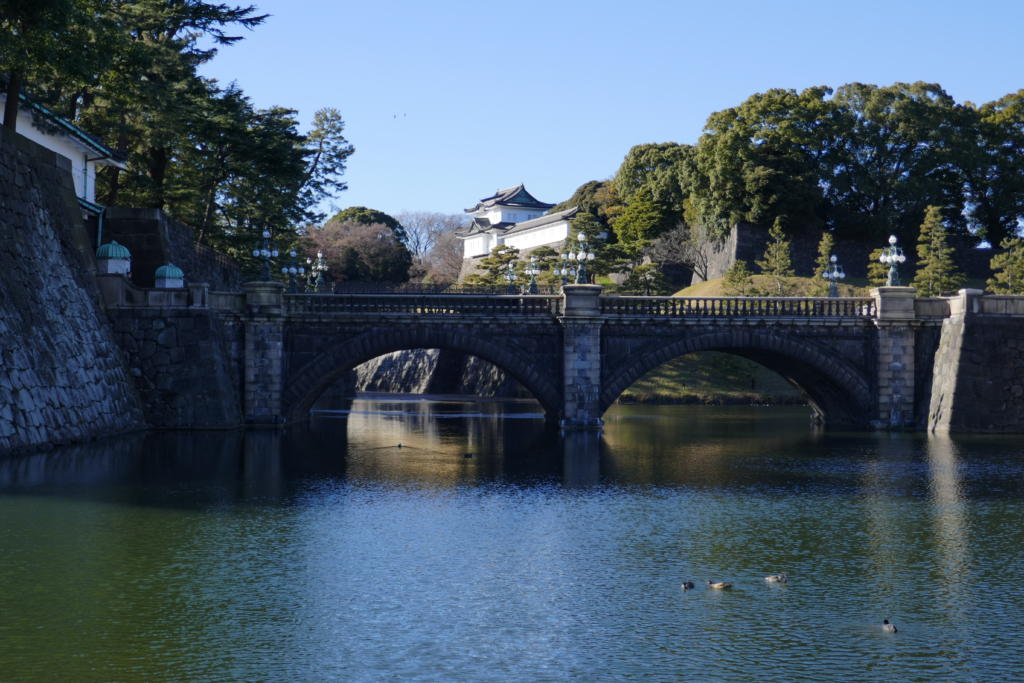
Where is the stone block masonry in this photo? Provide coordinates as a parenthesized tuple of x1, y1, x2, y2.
(106, 308, 243, 429)
(929, 290, 1024, 432)
(0, 128, 145, 453)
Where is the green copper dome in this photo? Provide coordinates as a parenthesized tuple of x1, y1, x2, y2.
(155, 263, 184, 279)
(96, 240, 131, 260)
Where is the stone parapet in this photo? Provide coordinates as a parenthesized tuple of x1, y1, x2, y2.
(871, 286, 917, 321)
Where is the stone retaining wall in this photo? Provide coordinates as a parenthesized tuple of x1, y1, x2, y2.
(106, 308, 243, 429)
(0, 128, 145, 453)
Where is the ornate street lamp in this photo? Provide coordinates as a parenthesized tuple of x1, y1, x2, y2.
(280, 250, 306, 293)
(556, 249, 575, 285)
(822, 254, 846, 298)
(525, 255, 541, 294)
(879, 234, 907, 286)
(251, 229, 279, 281)
(503, 260, 518, 294)
(306, 250, 329, 292)
(571, 232, 596, 284)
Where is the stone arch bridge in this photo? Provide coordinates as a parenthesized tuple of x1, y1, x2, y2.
(101, 277, 1024, 432)
(220, 283, 954, 431)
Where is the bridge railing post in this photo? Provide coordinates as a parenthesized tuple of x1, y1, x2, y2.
(871, 286, 917, 429)
(560, 285, 604, 429)
(242, 281, 286, 425)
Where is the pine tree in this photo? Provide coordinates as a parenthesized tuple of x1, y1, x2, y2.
(755, 218, 795, 295)
(724, 260, 755, 296)
(867, 248, 889, 287)
(988, 237, 1024, 294)
(464, 246, 520, 288)
(812, 232, 836, 296)
(911, 206, 966, 296)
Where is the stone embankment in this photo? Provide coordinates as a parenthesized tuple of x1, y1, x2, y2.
(0, 129, 145, 453)
(355, 349, 523, 397)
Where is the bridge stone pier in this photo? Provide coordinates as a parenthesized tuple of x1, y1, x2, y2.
(98, 275, 1024, 433)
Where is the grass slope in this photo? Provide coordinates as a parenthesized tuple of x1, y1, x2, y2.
(619, 351, 804, 405)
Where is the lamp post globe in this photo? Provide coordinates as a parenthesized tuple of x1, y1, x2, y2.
(879, 234, 906, 286)
(823, 253, 846, 298)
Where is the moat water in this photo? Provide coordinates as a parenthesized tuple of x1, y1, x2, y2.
(2, 398, 1023, 682)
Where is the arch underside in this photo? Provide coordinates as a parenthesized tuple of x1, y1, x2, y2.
(602, 329, 874, 430)
(283, 326, 562, 423)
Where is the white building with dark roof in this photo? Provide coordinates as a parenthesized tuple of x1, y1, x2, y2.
(0, 90, 126, 222)
(457, 184, 578, 260)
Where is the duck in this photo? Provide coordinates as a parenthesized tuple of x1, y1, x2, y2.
(764, 573, 788, 583)
(882, 619, 897, 633)
(707, 580, 733, 590)
(681, 581, 695, 591)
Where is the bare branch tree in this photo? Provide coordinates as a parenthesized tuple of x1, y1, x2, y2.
(394, 211, 468, 263)
(649, 222, 714, 282)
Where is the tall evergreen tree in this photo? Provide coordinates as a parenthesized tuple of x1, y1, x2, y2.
(756, 218, 795, 295)
(812, 232, 836, 296)
(723, 260, 755, 296)
(867, 248, 889, 287)
(911, 206, 965, 296)
(987, 237, 1024, 294)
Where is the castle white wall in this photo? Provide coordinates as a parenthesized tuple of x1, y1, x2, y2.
(1, 95, 101, 204)
(504, 221, 570, 251)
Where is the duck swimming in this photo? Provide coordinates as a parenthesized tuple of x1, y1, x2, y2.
(883, 619, 897, 633)
(764, 574, 788, 583)
(681, 581, 695, 590)
(707, 580, 732, 590)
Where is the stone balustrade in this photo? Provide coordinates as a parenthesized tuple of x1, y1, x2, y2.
(601, 296, 876, 318)
(283, 292, 563, 317)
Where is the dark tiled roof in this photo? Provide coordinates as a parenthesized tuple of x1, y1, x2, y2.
(0, 87, 126, 167)
(502, 206, 579, 236)
(455, 216, 512, 238)
(464, 184, 555, 213)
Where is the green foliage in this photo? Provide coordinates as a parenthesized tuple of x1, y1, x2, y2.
(4, 0, 354, 262)
(755, 219, 796, 294)
(464, 246, 521, 287)
(812, 231, 836, 296)
(688, 86, 835, 240)
(969, 90, 1024, 246)
(723, 260, 755, 296)
(867, 248, 889, 287)
(610, 187, 674, 261)
(911, 206, 966, 296)
(683, 81, 1013, 246)
(620, 263, 670, 295)
(988, 237, 1024, 294)
(529, 246, 561, 287)
(306, 219, 411, 284)
(330, 207, 405, 244)
(613, 142, 693, 211)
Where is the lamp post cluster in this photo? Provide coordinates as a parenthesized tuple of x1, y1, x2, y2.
(565, 233, 598, 284)
(307, 251, 329, 292)
(822, 254, 846, 298)
(555, 252, 575, 285)
(252, 229, 279, 281)
(280, 250, 305, 293)
(879, 234, 907, 287)
(524, 256, 541, 294)
(503, 260, 518, 294)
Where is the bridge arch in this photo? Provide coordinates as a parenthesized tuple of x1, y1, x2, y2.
(601, 329, 874, 429)
(283, 326, 562, 422)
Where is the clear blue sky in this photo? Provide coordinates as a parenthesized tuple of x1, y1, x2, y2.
(199, 0, 1024, 219)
